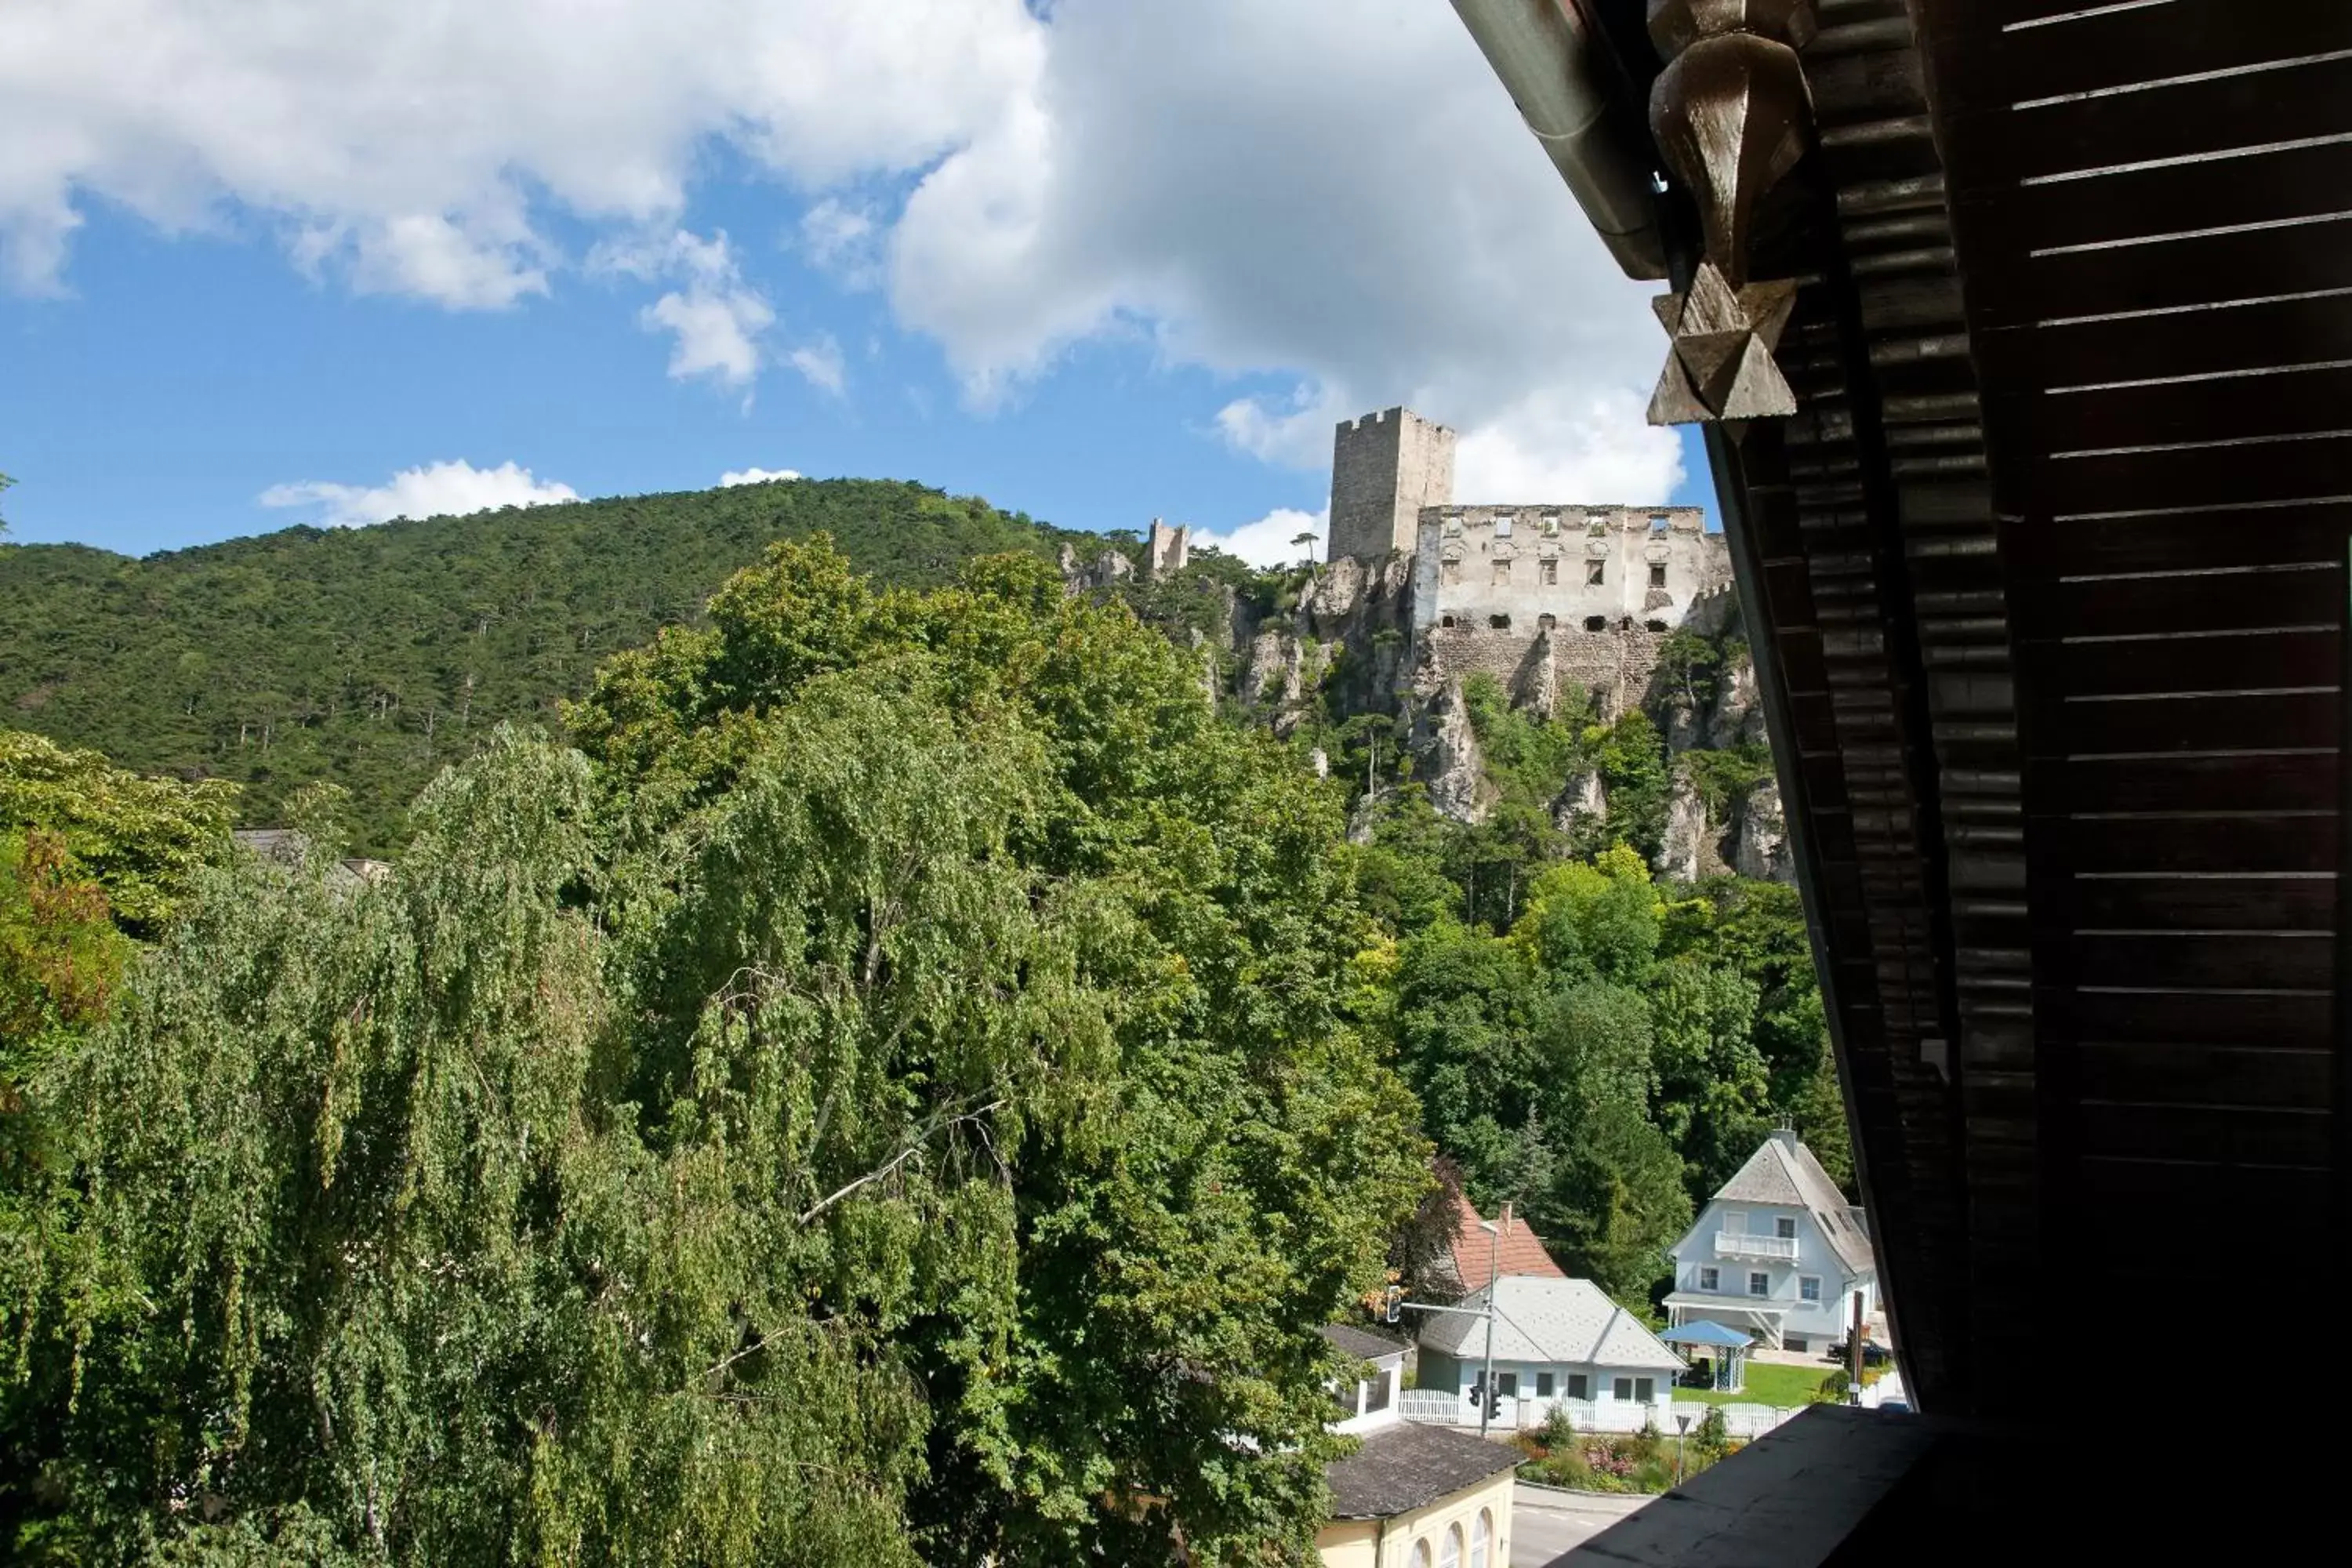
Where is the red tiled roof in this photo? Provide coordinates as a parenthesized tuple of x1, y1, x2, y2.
(1444, 1193, 1565, 1292)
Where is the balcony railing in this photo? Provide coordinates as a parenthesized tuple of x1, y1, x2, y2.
(1714, 1230, 1799, 1261)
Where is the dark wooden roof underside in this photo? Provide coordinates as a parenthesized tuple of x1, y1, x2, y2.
(1665, 0, 2352, 1420)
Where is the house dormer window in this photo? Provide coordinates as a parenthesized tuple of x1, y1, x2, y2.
(1699, 1265, 1719, 1291)
(1775, 1215, 1797, 1240)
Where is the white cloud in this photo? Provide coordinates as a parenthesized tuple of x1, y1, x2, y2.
(800, 198, 882, 285)
(603, 228, 775, 388)
(643, 285, 771, 387)
(1190, 506, 1327, 570)
(0, 1, 1045, 305)
(260, 459, 579, 528)
(788, 335, 847, 394)
(5, 2, 1679, 500)
(888, 1, 1682, 503)
(720, 466, 803, 487)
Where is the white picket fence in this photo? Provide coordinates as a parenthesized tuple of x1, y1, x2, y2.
(1396, 1389, 1797, 1442)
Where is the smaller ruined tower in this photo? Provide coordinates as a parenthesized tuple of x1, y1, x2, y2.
(1327, 407, 1456, 562)
(1144, 517, 1190, 578)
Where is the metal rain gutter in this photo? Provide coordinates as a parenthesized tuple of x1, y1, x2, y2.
(1447, 0, 1667, 279)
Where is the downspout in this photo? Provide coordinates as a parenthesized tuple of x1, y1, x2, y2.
(1446, 0, 1666, 279)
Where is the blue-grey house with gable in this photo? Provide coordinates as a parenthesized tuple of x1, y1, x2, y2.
(1662, 1127, 1878, 1353)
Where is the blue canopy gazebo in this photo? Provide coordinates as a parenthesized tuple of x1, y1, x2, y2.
(1660, 1320, 1755, 1392)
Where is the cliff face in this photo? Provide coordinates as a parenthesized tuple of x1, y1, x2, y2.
(1068, 542, 1791, 885)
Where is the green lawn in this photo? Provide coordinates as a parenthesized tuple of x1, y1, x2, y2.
(1671, 1361, 1835, 1407)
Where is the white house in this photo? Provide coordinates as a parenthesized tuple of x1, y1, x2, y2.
(1319, 1323, 1409, 1436)
(1663, 1127, 1877, 1352)
(1414, 1276, 1686, 1424)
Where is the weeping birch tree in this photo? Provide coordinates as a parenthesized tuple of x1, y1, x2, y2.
(5, 539, 1430, 1565)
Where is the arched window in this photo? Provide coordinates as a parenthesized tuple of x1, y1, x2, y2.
(1472, 1510, 1494, 1568)
(1440, 1523, 1465, 1568)
(1410, 1541, 1432, 1568)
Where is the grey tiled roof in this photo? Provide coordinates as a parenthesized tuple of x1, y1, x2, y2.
(1417, 1276, 1686, 1372)
(1713, 1132, 1875, 1276)
(1323, 1421, 1519, 1520)
(1319, 1323, 1410, 1363)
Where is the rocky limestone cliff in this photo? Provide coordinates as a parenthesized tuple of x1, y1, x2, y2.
(1421, 680, 1494, 825)
(1658, 771, 1712, 884)
(1064, 540, 1789, 884)
(1731, 779, 1790, 881)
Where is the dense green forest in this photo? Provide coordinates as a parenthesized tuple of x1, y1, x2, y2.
(0, 488, 1848, 1560)
(0, 481, 1084, 850)
(3, 543, 1428, 1564)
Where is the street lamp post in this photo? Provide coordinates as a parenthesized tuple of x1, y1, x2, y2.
(1477, 1204, 1506, 1438)
(1399, 1205, 1513, 1439)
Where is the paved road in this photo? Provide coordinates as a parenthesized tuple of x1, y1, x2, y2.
(1511, 1488, 1659, 1566)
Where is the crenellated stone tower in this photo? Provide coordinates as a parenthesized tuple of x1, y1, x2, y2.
(1327, 407, 1457, 562)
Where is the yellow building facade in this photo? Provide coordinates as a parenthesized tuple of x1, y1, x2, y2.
(1316, 1464, 1513, 1567)
(1313, 1386, 1519, 1568)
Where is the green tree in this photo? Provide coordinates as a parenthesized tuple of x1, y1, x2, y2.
(0, 479, 1087, 851)
(1586, 711, 1670, 865)
(1649, 960, 1769, 1196)
(0, 730, 238, 935)
(1519, 848, 1663, 988)
(5, 540, 1431, 1564)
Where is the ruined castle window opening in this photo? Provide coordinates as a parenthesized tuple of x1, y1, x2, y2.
(1644, 619, 1668, 633)
(1441, 560, 1461, 586)
(1492, 560, 1511, 586)
(1650, 562, 1668, 589)
(1584, 615, 1608, 633)
(1587, 560, 1606, 586)
(1541, 513, 1559, 533)
(1538, 614, 1556, 631)
(1588, 515, 1609, 535)
(1489, 614, 1511, 631)
(1440, 614, 1457, 629)
(1493, 514, 1513, 537)
(1541, 558, 1558, 586)
(1650, 514, 1671, 534)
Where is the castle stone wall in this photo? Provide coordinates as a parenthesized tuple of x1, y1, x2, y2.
(1416, 622, 1675, 719)
(1409, 504, 1726, 637)
(1404, 503, 1730, 717)
(1327, 407, 1456, 562)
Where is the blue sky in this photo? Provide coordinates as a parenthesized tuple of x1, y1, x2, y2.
(0, 1, 1715, 565)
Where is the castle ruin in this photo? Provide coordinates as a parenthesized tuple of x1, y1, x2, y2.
(1326, 407, 1733, 717)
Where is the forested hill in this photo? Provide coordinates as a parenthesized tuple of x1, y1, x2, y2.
(0, 480, 1075, 849)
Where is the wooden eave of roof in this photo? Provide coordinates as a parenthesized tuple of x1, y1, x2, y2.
(1669, 0, 2352, 1424)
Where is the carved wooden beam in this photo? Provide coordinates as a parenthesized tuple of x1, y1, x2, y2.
(1644, 0, 1816, 426)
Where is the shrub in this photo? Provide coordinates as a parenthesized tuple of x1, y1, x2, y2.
(1521, 1449, 1602, 1491)
(1539, 1403, 1577, 1450)
(1692, 1405, 1730, 1461)
(1813, 1369, 1852, 1403)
